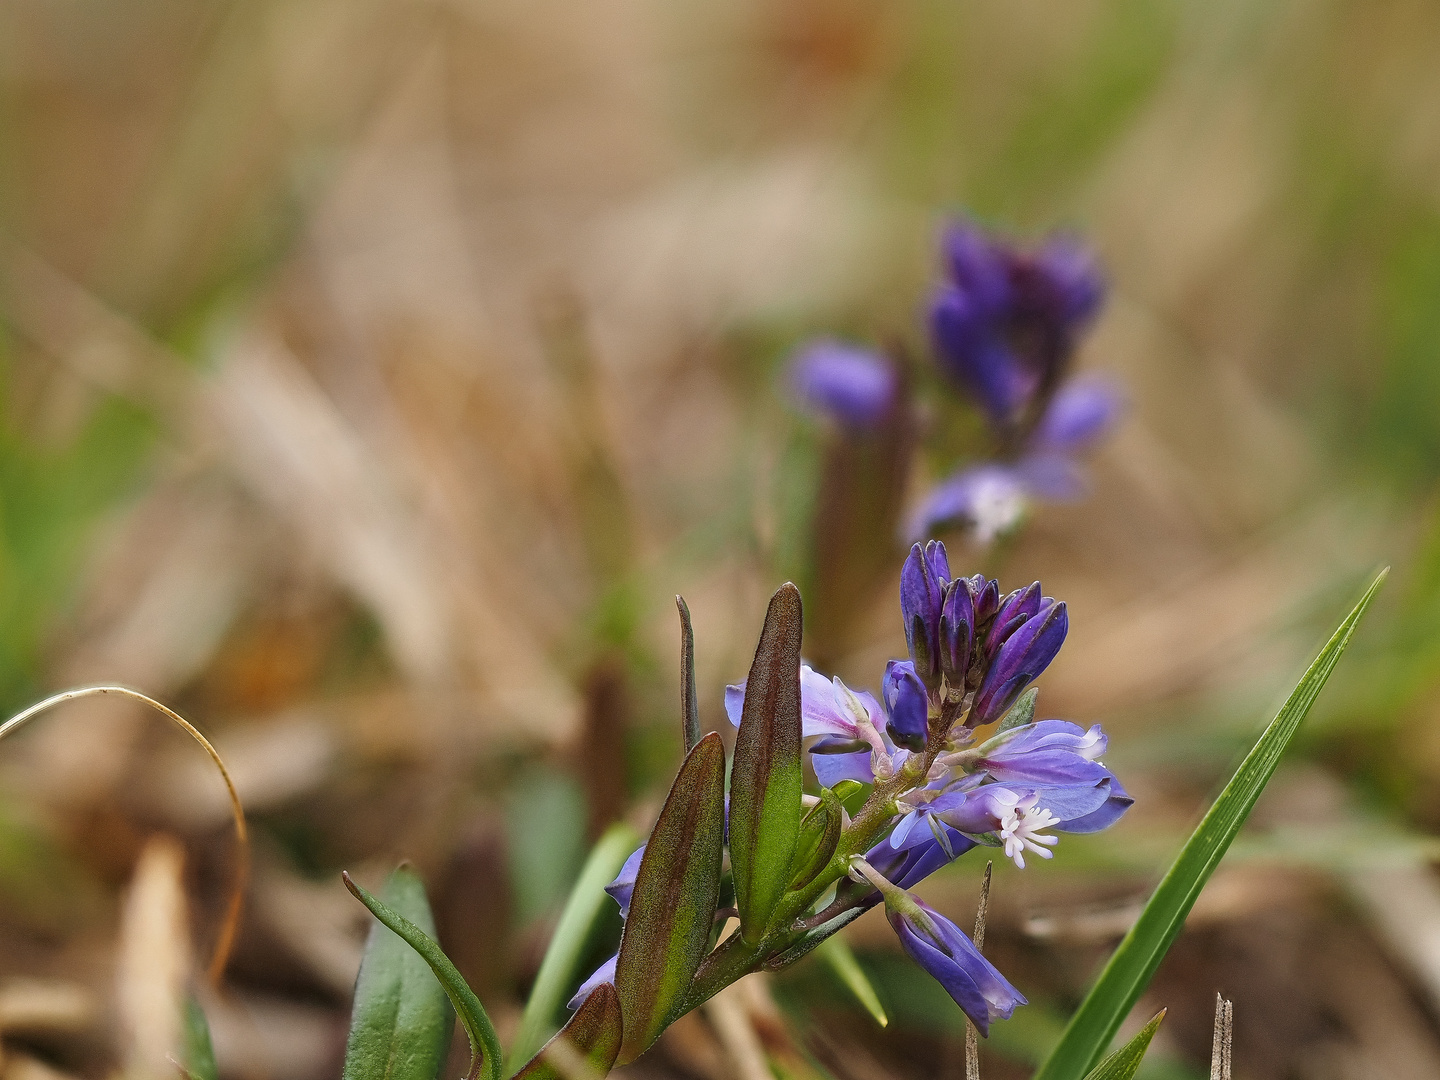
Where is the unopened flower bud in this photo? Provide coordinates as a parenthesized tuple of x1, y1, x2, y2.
(883, 659, 929, 752)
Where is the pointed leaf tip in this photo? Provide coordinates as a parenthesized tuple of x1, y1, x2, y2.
(1079, 1010, 1165, 1080)
(343, 871, 504, 1080)
(1035, 569, 1385, 1080)
(343, 866, 453, 1080)
(731, 583, 804, 943)
(677, 596, 700, 753)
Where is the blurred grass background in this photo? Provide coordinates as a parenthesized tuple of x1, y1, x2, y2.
(4, 1, 1440, 1078)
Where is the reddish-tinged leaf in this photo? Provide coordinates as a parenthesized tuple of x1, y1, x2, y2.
(730, 583, 804, 943)
(513, 983, 623, 1080)
(614, 733, 726, 1063)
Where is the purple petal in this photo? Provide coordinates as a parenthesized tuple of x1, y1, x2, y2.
(890, 900, 1026, 1036)
(1058, 778, 1133, 834)
(907, 465, 1029, 544)
(605, 846, 645, 918)
(788, 341, 899, 430)
(1034, 376, 1125, 453)
(810, 748, 877, 787)
(971, 601, 1067, 726)
(567, 954, 618, 1011)
(1013, 452, 1088, 501)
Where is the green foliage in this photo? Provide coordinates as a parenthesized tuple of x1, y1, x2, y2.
(0, 357, 157, 711)
(343, 867, 457, 1080)
(613, 732, 727, 1063)
(1079, 1011, 1165, 1080)
(815, 935, 888, 1029)
(508, 823, 640, 1072)
(344, 871, 502, 1080)
(730, 583, 805, 942)
(182, 996, 220, 1080)
(1034, 569, 1387, 1080)
(506, 767, 588, 925)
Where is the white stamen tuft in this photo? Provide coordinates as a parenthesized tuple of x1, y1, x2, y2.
(999, 801, 1060, 870)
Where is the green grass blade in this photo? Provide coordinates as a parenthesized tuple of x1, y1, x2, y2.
(1080, 1010, 1165, 1080)
(182, 996, 219, 1080)
(508, 823, 640, 1073)
(816, 935, 888, 1028)
(344, 871, 505, 1080)
(1034, 568, 1387, 1080)
(343, 867, 455, 1080)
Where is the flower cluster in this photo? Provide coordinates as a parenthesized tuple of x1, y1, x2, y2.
(785, 218, 1122, 546)
(722, 539, 1129, 1028)
(572, 540, 1129, 1040)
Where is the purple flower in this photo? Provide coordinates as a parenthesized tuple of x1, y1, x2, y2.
(1034, 375, 1125, 453)
(926, 778, 1127, 868)
(882, 659, 930, 752)
(929, 221, 1104, 430)
(939, 578, 976, 686)
(887, 896, 1026, 1036)
(788, 341, 898, 430)
(900, 541, 951, 684)
(726, 664, 898, 787)
(568, 954, 617, 1011)
(971, 599, 1067, 727)
(864, 822, 976, 892)
(907, 465, 1030, 545)
(972, 719, 1110, 787)
(906, 377, 1124, 543)
(605, 845, 646, 919)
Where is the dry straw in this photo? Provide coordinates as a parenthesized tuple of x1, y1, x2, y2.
(0, 685, 249, 985)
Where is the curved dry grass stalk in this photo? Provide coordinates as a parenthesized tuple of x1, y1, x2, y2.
(0, 685, 249, 986)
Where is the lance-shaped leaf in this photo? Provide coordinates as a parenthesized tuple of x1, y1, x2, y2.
(614, 732, 726, 1063)
(343, 866, 455, 1080)
(513, 982, 624, 1080)
(1034, 569, 1386, 1080)
(677, 596, 701, 753)
(344, 872, 503, 1080)
(1079, 1010, 1165, 1080)
(730, 582, 804, 943)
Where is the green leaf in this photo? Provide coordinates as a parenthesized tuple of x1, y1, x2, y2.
(816, 935, 888, 1028)
(508, 823, 640, 1072)
(998, 687, 1038, 733)
(831, 779, 869, 818)
(730, 582, 804, 943)
(789, 789, 843, 891)
(1034, 568, 1387, 1080)
(344, 871, 504, 1080)
(1079, 1010, 1165, 1080)
(343, 866, 455, 1080)
(677, 596, 701, 753)
(513, 982, 624, 1080)
(182, 996, 219, 1080)
(614, 732, 727, 1063)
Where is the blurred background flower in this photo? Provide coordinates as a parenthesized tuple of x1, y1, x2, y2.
(3, 1, 1440, 1078)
